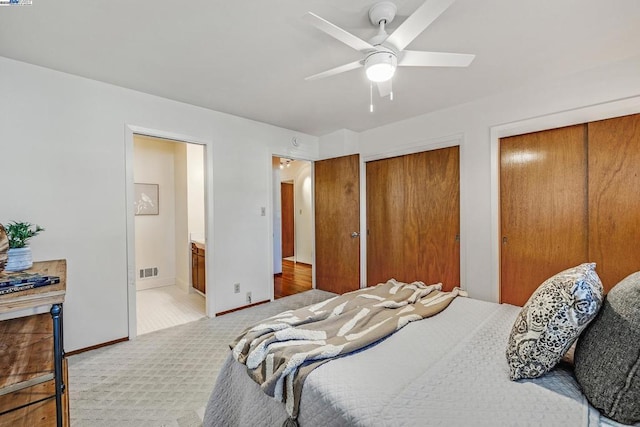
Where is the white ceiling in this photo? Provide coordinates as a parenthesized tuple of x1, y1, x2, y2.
(1, 0, 639, 136)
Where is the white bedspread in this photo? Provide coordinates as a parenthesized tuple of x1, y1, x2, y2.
(205, 297, 605, 426)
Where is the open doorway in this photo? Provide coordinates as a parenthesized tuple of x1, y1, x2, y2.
(272, 157, 313, 298)
(132, 134, 206, 335)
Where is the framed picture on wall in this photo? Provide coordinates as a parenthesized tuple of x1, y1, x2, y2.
(134, 183, 159, 215)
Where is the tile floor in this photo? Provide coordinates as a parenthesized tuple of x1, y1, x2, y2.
(136, 285, 206, 335)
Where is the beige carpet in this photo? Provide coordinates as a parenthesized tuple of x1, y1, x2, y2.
(68, 289, 335, 427)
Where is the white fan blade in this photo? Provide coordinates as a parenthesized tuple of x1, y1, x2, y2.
(305, 60, 363, 81)
(377, 80, 392, 98)
(385, 0, 455, 52)
(303, 12, 374, 53)
(399, 50, 475, 67)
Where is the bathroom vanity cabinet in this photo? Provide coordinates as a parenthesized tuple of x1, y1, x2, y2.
(191, 242, 205, 294)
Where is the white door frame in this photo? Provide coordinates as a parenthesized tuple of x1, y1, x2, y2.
(124, 124, 214, 339)
(267, 153, 316, 301)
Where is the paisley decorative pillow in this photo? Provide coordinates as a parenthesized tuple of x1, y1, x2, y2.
(506, 263, 603, 381)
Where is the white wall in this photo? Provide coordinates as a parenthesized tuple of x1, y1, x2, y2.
(272, 157, 283, 275)
(0, 56, 318, 352)
(133, 135, 177, 290)
(133, 137, 194, 293)
(186, 143, 205, 241)
(174, 142, 190, 291)
(319, 54, 640, 304)
(280, 160, 313, 265)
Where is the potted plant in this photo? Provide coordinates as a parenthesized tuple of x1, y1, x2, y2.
(0, 224, 7, 272)
(3, 221, 44, 272)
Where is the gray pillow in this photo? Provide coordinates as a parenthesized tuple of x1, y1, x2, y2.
(506, 263, 603, 380)
(574, 271, 640, 425)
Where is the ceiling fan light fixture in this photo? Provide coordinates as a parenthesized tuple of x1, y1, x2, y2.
(365, 51, 397, 82)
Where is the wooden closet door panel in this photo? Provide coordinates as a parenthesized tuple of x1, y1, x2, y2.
(281, 182, 295, 258)
(314, 154, 360, 294)
(366, 156, 406, 286)
(588, 113, 640, 291)
(404, 147, 460, 290)
(500, 125, 588, 306)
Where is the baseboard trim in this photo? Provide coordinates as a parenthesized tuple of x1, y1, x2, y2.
(136, 277, 175, 291)
(282, 260, 312, 267)
(175, 277, 190, 291)
(216, 300, 269, 316)
(66, 337, 129, 356)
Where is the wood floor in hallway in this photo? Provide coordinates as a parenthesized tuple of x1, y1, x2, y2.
(274, 259, 312, 299)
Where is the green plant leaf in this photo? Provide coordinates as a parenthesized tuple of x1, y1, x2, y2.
(2, 221, 45, 249)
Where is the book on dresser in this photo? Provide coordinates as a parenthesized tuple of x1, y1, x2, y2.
(0, 273, 60, 295)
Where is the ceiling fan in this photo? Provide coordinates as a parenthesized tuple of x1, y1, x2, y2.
(303, 0, 475, 100)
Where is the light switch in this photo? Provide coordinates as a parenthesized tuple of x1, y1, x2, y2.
(261, 207, 266, 216)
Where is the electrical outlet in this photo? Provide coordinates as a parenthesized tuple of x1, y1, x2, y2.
(234, 283, 240, 293)
(246, 291, 252, 304)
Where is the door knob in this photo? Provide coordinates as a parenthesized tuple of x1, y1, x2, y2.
(351, 231, 360, 238)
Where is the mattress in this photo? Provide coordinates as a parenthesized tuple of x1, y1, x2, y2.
(205, 297, 606, 426)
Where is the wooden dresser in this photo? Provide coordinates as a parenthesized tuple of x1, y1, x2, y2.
(0, 260, 68, 427)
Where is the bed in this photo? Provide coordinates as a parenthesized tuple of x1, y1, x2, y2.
(204, 267, 640, 427)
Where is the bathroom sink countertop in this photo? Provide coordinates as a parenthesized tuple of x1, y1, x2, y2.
(190, 232, 205, 246)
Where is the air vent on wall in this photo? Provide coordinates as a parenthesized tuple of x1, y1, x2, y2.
(139, 267, 159, 279)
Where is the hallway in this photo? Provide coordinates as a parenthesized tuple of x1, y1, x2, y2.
(274, 260, 312, 299)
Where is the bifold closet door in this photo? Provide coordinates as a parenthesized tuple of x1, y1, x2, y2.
(366, 156, 406, 286)
(588, 113, 640, 291)
(500, 125, 588, 306)
(366, 146, 460, 290)
(404, 148, 460, 290)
